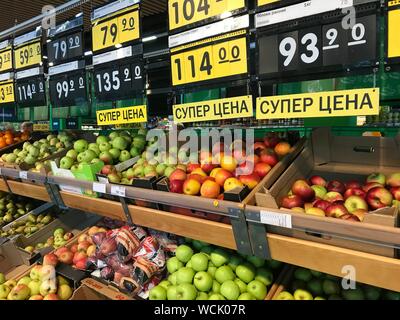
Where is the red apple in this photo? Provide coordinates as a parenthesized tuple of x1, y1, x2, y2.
(169, 179, 184, 193)
(245, 155, 260, 165)
(43, 253, 58, 267)
(70, 244, 78, 253)
(325, 204, 349, 218)
(254, 162, 271, 178)
(54, 247, 69, 258)
(237, 160, 255, 176)
(309, 175, 327, 187)
(264, 135, 280, 148)
(344, 188, 366, 200)
(366, 187, 393, 209)
(390, 187, 400, 201)
(187, 174, 206, 184)
(169, 169, 187, 181)
(192, 168, 207, 177)
(327, 180, 346, 194)
(344, 195, 368, 213)
(75, 259, 87, 270)
(78, 241, 91, 252)
(101, 165, 116, 175)
(387, 173, 400, 187)
(187, 163, 201, 173)
(200, 180, 220, 199)
(259, 149, 278, 167)
(215, 169, 233, 187)
(345, 180, 362, 189)
(363, 182, 383, 193)
(274, 142, 291, 157)
(73, 252, 88, 265)
(200, 156, 217, 174)
(291, 180, 315, 202)
(366, 172, 386, 185)
(59, 251, 74, 265)
(324, 191, 344, 203)
(281, 195, 304, 209)
(253, 142, 267, 153)
(313, 199, 331, 211)
(239, 174, 261, 190)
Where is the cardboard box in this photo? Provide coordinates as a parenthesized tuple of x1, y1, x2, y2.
(0, 241, 36, 280)
(253, 128, 399, 257)
(71, 278, 133, 300)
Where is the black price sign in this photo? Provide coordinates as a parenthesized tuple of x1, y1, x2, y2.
(16, 75, 46, 107)
(48, 32, 83, 64)
(257, 14, 377, 77)
(49, 70, 87, 106)
(66, 118, 79, 129)
(94, 61, 144, 101)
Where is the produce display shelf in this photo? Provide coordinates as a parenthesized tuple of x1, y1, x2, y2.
(1, 179, 399, 292)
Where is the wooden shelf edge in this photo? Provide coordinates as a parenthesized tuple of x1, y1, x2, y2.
(268, 233, 400, 292)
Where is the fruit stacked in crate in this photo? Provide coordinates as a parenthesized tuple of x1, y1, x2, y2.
(0, 193, 37, 229)
(149, 240, 283, 300)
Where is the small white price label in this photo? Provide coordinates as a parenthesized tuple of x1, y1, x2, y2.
(260, 211, 292, 229)
(93, 182, 106, 194)
(111, 185, 126, 197)
(19, 171, 28, 180)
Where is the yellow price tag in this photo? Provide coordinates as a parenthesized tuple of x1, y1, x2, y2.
(171, 31, 248, 86)
(173, 95, 253, 123)
(388, 0, 400, 7)
(96, 105, 147, 126)
(388, 9, 400, 59)
(33, 123, 50, 132)
(256, 88, 380, 120)
(0, 81, 15, 104)
(0, 48, 12, 73)
(92, 7, 140, 52)
(14, 41, 41, 70)
(257, 0, 280, 6)
(169, 0, 245, 31)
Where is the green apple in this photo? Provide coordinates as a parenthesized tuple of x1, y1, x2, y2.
(176, 283, 197, 300)
(322, 279, 340, 296)
(0, 284, 10, 299)
(291, 279, 307, 292)
(215, 266, 235, 284)
(155, 163, 167, 176)
(236, 263, 256, 284)
(167, 257, 184, 274)
(276, 291, 295, 300)
(220, 280, 240, 300)
(109, 132, 119, 140)
(190, 253, 209, 272)
(307, 279, 323, 297)
(168, 272, 178, 286)
(17, 277, 31, 286)
(99, 151, 113, 165)
(60, 156, 74, 169)
(81, 150, 97, 163)
(28, 146, 39, 157)
(255, 267, 273, 286)
(210, 248, 230, 267)
(201, 246, 214, 255)
(196, 292, 209, 300)
(234, 279, 247, 294)
(342, 288, 365, 300)
(310, 270, 323, 278)
(112, 137, 128, 151)
(247, 280, 267, 300)
(99, 142, 112, 152)
(132, 135, 146, 150)
(314, 296, 325, 300)
(108, 148, 121, 160)
(149, 285, 167, 300)
(192, 240, 208, 251)
(293, 289, 313, 300)
(294, 268, 313, 282)
(8, 284, 31, 300)
(212, 280, 220, 293)
(159, 280, 172, 291)
(130, 147, 140, 158)
(175, 244, 194, 263)
(74, 139, 88, 153)
(176, 267, 195, 285)
(119, 150, 131, 162)
(238, 292, 256, 300)
(208, 265, 217, 278)
(96, 136, 109, 145)
(167, 285, 178, 300)
(247, 256, 265, 268)
(164, 166, 175, 178)
(266, 259, 283, 270)
(364, 286, 381, 300)
(311, 185, 327, 199)
(88, 143, 100, 156)
(193, 271, 213, 292)
(228, 255, 243, 271)
(208, 293, 225, 300)
(0, 273, 5, 285)
(186, 261, 192, 268)
(66, 149, 78, 160)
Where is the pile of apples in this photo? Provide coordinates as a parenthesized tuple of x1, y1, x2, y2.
(276, 267, 400, 300)
(24, 227, 74, 253)
(281, 172, 400, 222)
(0, 265, 73, 300)
(58, 129, 147, 173)
(166, 136, 292, 199)
(149, 240, 282, 300)
(0, 193, 36, 229)
(43, 226, 107, 270)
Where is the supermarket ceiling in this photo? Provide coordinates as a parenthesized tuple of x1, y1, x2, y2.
(0, 0, 167, 35)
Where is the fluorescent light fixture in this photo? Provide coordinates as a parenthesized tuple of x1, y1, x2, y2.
(49, 62, 54, 67)
(221, 11, 232, 19)
(75, 12, 83, 18)
(84, 50, 93, 56)
(47, 39, 51, 43)
(142, 35, 157, 42)
(42, 56, 48, 59)
(115, 43, 122, 48)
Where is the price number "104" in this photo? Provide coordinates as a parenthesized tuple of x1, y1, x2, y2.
(171, 36, 247, 86)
